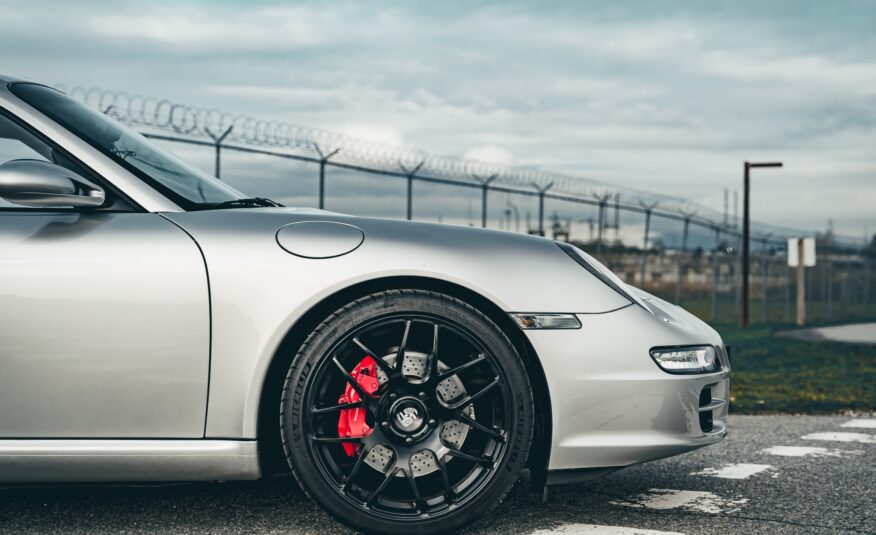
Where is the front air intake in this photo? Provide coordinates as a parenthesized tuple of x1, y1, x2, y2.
(698, 386, 714, 433)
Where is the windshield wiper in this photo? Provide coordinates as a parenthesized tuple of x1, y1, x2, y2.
(208, 197, 283, 209)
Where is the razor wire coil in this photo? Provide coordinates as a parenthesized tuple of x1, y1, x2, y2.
(57, 85, 864, 248)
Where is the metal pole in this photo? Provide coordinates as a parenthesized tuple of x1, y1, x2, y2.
(205, 125, 233, 179)
(741, 161, 783, 327)
(315, 147, 340, 210)
(538, 192, 545, 236)
(482, 186, 488, 228)
(675, 217, 691, 305)
(761, 238, 769, 323)
(796, 238, 806, 326)
(742, 163, 750, 326)
(319, 161, 326, 209)
(400, 162, 424, 221)
(734, 191, 741, 319)
(783, 254, 791, 323)
(532, 182, 553, 237)
(711, 226, 720, 322)
(596, 202, 605, 255)
(639, 206, 655, 287)
(477, 174, 497, 228)
(215, 142, 221, 179)
(593, 194, 610, 256)
(827, 248, 833, 320)
(407, 175, 413, 220)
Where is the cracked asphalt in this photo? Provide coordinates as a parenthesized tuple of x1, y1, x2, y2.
(0, 415, 872, 534)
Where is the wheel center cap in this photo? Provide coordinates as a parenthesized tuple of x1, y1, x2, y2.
(390, 398, 426, 434)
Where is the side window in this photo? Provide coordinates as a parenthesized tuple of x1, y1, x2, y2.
(0, 114, 54, 209)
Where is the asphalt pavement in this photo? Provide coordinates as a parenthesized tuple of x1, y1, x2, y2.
(0, 415, 873, 534)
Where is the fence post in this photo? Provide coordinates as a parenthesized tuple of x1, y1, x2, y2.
(826, 246, 833, 320)
(675, 214, 694, 305)
(475, 174, 498, 228)
(783, 254, 791, 323)
(315, 146, 340, 209)
(761, 236, 770, 323)
(399, 161, 424, 221)
(711, 226, 720, 322)
(734, 227, 742, 320)
(532, 182, 554, 236)
(639, 202, 659, 288)
(205, 125, 233, 179)
(594, 194, 611, 256)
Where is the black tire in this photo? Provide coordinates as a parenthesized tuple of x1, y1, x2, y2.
(280, 290, 534, 534)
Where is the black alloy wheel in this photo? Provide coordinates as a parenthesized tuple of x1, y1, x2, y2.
(281, 290, 534, 534)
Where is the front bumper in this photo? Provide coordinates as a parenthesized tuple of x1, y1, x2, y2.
(523, 301, 730, 472)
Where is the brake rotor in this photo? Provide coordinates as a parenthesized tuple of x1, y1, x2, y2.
(337, 349, 474, 476)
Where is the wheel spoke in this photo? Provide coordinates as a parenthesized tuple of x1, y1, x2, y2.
(444, 447, 495, 466)
(310, 400, 363, 416)
(405, 466, 428, 513)
(445, 377, 500, 411)
(332, 356, 375, 399)
(342, 445, 371, 492)
(365, 466, 400, 506)
(395, 320, 412, 373)
(426, 323, 440, 380)
(437, 353, 486, 381)
(436, 456, 454, 503)
(455, 412, 506, 442)
(352, 337, 394, 377)
(311, 435, 362, 444)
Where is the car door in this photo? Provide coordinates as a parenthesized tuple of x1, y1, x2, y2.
(0, 109, 210, 438)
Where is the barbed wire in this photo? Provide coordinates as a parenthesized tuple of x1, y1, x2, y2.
(59, 85, 865, 248)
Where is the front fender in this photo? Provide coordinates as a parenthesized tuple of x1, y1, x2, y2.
(163, 209, 630, 438)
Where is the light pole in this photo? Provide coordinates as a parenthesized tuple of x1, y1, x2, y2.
(742, 161, 783, 327)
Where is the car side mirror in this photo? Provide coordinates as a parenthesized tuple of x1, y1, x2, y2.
(0, 159, 105, 208)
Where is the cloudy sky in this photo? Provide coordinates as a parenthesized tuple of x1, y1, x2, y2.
(2, 0, 874, 238)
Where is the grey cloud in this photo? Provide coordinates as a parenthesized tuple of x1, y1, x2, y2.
(1, 0, 874, 236)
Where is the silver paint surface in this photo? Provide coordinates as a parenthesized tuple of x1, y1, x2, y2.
(0, 159, 105, 208)
(0, 77, 728, 482)
(161, 208, 632, 439)
(0, 439, 259, 482)
(0, 212, 210, 438)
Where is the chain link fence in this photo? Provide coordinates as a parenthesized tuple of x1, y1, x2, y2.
(65, 86, 875, 325)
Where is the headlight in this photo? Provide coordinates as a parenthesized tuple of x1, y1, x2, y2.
(650, 346, 721, 374)
(556, 242, 648, 309)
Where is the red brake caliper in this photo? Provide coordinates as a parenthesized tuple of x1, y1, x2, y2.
(337, 355, 380, 457)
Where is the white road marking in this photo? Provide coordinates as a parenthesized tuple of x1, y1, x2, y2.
(840, 419, 876, 429)
(761, 445, 864, 458)
(611, 489, 748, 514)
(801, 432, 876, 444)
(692, 463, 775, 479)
(530, 524, 684, 535)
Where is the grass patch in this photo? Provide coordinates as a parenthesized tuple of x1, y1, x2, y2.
(716, 323, 876, 414)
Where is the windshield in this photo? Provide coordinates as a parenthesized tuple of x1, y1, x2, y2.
(10, 83, 247, 209)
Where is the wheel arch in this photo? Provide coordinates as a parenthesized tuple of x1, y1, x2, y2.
(256, 275, 553, 487)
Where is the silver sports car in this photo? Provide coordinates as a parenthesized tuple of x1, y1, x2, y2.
(0, 75, 729, 534)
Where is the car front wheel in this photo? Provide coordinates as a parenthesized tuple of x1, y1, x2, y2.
(281, 289, 534, 534)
